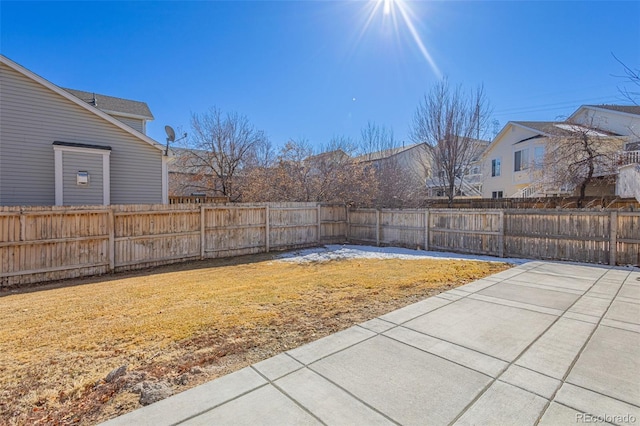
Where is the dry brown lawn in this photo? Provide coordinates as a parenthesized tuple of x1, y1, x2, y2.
(0, 251, 511, 425)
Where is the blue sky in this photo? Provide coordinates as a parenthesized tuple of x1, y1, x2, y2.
(1, 1, 639, 151)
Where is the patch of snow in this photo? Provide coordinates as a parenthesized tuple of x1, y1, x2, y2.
(276, 244, 528, 265)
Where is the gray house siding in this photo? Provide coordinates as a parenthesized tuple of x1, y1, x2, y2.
(112, 115, 145, 134)
(0, 62, 163, 206)
(62, 151, 104, 205)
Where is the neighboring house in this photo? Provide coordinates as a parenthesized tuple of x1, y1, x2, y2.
(425, 138, 490, 198)
(569, 105, 640, 137)
(0, 55, 169, 206)
(481, 105, 640, 199)
(355, 143, 431, 183)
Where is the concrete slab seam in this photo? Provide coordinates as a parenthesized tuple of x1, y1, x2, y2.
(599, 322, 640, 335)
(560, 381, 640, 411)
(561, 313, 604, 326)
(383, 327, 509, 376)
(254, 352, 307, 381)
(466, 293, 564, 317)
(495, 379, 557, 402)
(287, 325, 378, 367)
(170, 382, 271, 426)
(300, 364, 403, 425)
(533, 269, 633, 425)
(248, 366, 329, 426)
(508, 280, 586, 296)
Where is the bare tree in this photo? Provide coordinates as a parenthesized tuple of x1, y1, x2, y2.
(359, 121, 397, 158)
(186, 107, 269, 201)
(357, 122, 429, 208)
(242, 137, 377, 204)
(410, 79, 491, 206)
(613, 53, 640, 105)
(544, 121, 624, 208)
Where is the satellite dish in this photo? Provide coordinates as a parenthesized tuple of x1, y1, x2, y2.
(165, 125, 176, 142)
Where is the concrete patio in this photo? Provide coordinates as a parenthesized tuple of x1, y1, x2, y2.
(103, 261, 640, 425)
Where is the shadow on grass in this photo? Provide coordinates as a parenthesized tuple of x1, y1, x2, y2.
(0, 247, 307, 298)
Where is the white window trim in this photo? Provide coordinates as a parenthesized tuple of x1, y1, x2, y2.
(53, 145, 111, 206)
(491, 157, 502, 177)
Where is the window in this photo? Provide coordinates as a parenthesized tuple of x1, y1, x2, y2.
(534, 146, 545, 169)
(492, 191, 503, 199)
(514, 149, 529, 172)
(491, 158, 501, 177)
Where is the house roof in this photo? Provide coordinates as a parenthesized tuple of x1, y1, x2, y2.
(354, 143, 424, 163)
(512, 121, 618, 138)
(64, 88, 154, 120)
(0, 54, 164, 153)
(584, 104, 640, 116)
(306, 149, 349, 163)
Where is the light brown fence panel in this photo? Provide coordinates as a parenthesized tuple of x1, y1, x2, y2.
(347, 209, 378, 245)
(429, 210, 503, 256)
(617, 213, 640, 266)
(379, 210, 425, 249)
(113, 207, 201, 271)
(320, 204, 347, 243)
(0, 208, 110, 286)
(269, 207, 318, 250)
(204, 206, 267, 258)
(505, 210, 610, 264)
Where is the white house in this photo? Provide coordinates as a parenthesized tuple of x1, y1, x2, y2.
(355, 143, 431, 182)
(481, 105, 640, 199)
(0, 55, 170, 206)
(569, 105, 640, 139)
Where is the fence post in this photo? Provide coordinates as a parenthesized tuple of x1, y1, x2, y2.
(424, 209, 429, 251)
(317, 204, 322, 244)
(345, 206, 350, 243)
(265, 205, 270, 253)
(610, 211, 618, 266)
(108, 208, 115, 272)
(376, 209, 381, 246)
(19, 211, 25, 242)
(499, 210, 505, 258)
(200, 205, 206, 259)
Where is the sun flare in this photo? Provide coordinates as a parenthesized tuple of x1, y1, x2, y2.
(368, 0, 441, 78)
(383, 0, 392, 15)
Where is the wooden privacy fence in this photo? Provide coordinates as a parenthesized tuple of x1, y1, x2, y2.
(1, 204, 638, 287)
(0, 203, 347, 287)
(347, 208, 640, 267)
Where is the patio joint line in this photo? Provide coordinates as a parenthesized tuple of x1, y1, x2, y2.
(288, 324, 378, 367)
(172, 381, 271, 425)
(387, 322, 510, 363)
(249, 366, 329, 426)
(494, 378, 554, 403)
(465, 294, 564, 317)
(302, 364, 403, 425)
(381, 328, 502, 379)
(560, 381, 640, 410)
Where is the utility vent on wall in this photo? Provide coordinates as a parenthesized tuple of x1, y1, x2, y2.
(77, 171, 89, 186)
